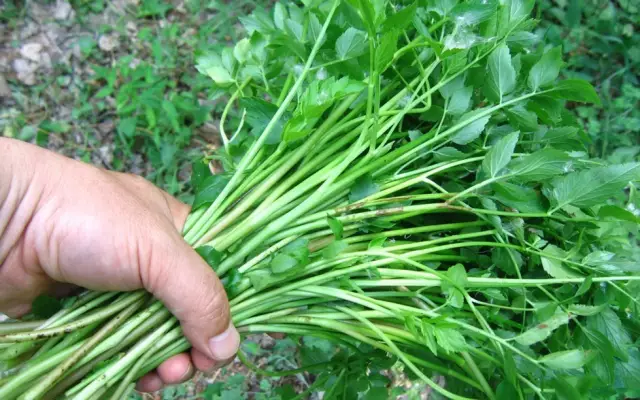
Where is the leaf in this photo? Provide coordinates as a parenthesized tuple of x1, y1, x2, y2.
(504, 105, 538, 132)
(486, 44, 516, 103)
(196, 53, 234, 86)
(285, 19, 304, 42)
(117, 117, 137, 138)
(32, 295, 63, 318)
(307, 13, 326, 47)
(575, 276, 592, 296)
(583, 328, 615, 384)
(491, 247, 523, 276)
(196, 246, 224, 270)
(233, 38, 251, 64)
(614, 349, 640, 391)
(336, 28, 367, 60)
(492, 182, 546, 213)
(327, 216, 344, 240)
(586, 309, 631, 361)
(349, 174, 379, 202)
(450, 0, 498, 26)
(376, 30, 398, 70)
(514, 310, 570, 346)
(506, 0, 535, 24)
(192, 175, 230, 210)
(322, 240, 348, 259)
(540, 349, 587, 370)
(433, 147, 468, 162)
(546, 79, 601, 104)
(381, 2, 417, 32)
(271, 253, 299, 274)
(581, 251, 640, 274)
(540, 244, 581, 278)
(509, 149, 571, 182)
(427, 0, 457, 16)
(481, 131, 519, 179)
(451, 111, 491, 145)
(597, 205, 640, 223)
(552, 378, 584, 400)
(548, 163, 640, 210)
(240, 97, 288, 144)
(442, 264, 467, 308)
(273, 2, 287, 30)
(162, 100, 180, 132)
(527, 47, 563, 91)
(433, 327, 467, 354)
(447, 86, 473, 115)
(567, 304, 607, 316)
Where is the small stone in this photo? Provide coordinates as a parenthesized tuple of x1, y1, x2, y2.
(54, 0, 75, 20)
(13, 59, 38, 86)
(20, 42, 43, 63)
(98, 34, 119, 52)
(97, 119, 114, 136)
(259, 334, 276, 349)
(0, 74, 11, 97)
(126, 21, 137, 35)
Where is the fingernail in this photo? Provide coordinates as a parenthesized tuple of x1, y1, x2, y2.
(179, 364, 194, 381)
(208, 324, 240, 361)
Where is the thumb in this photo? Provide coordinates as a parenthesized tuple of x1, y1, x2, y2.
(141, 227, 240, 363)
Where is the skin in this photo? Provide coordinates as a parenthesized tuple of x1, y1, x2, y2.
(0, 137, 239, 392)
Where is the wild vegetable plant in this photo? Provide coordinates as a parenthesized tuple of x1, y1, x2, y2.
(1, 1, 639, 399)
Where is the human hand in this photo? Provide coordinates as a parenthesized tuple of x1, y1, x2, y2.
(0, 138, 239, 392)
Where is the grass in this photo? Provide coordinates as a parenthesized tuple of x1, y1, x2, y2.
(538, 0, 640, 161)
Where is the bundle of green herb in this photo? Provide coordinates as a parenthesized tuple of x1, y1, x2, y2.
(1, 0, 639, 399)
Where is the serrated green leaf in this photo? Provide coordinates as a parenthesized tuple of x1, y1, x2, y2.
(546, 79, 601, 104)
(491, 246, 523, 276)
(448, 86, 473, 115)
(336, 27, 367, 60)
(327, 216, 344, 240)
(451, 111, 491, 145)
(349, 174, 379, 202)
(481, 131, 519, 179)
(492, 182, 546, 213)
(240, 97, 288, 144)
(271, 253, 299, 273)
(196, 246, 224, 270)
(540, 349, 587, 370)
(433, 327, 467, 354)
(528, 47, 562, 91)
(540, 244, 581, 278)
(273, 3, 287, 30)
(376, 30, 398, 70)
(381, 2, 417, 33)
(323, 240, 348, 259)
(514, 310, 570, 346)
(504, 105, 538, 131)
(451, 0, 498, 26)
(196, 53, 234, 86)
(193, 175, 230, 210)
(549, 163, 640, 211)
(597, 205, 640, 223)
(233, 38, 251, 64)
(587, 309, 631, 361)
(567, 304, 607, 316)
(486, 44, 516, 103)
(582, 251, 640, 273)
(509, 149, 571, 182)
